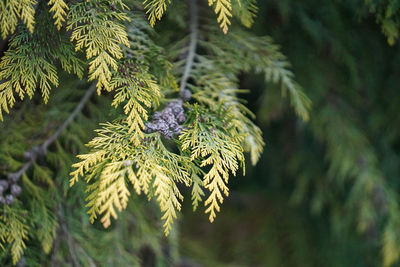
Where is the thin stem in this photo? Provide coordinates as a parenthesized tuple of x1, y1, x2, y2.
(179, 0, 198, 92)
(7, 83, 96, 182)
(56, 204, 80, 267)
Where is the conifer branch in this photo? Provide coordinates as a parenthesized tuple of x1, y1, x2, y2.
(7, 83, 96, 183)
(179, 0, 198, 92)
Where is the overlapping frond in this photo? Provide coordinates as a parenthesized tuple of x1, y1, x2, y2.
(0, 206, 29, 265)
(0, 80, 172, 265)
(363, 0, 400, 45)
(205, 28, 311, 121)
(48, 0, 69, 30)
(67, 0, 130, 93)
(110, 60, 160, 145)
(208, 0, 233, 34)
(29, 199, 57, 254)
(0, 0, 37, 38)
(190, 65, 264, 165)
(0, 0, 309, 259)
(70, 123, 192, 235)
(232, 0, 258, 28)
(0, 13, 83, 120)
(143, 0, 171, 27)
(125, 14, 178, 89)
(0, 32, 58, 120)
(383, 212, 400, 267)
(180, 106, 245, 222)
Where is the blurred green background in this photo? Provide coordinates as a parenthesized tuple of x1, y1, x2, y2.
(179, 1, 400, 266)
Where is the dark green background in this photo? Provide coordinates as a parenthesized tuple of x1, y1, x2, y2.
(180, 1, 400, 266)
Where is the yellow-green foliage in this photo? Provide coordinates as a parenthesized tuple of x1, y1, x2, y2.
(190, 168, 205, 211)
(143, 0, 256, 33)
(48, 0, 69, 30)
(180, 106, 245, 222)
(363, 0, 400, 45)
(232, 0, 258, 28)
(0, 15, 83, 120)
(143, 0, 171, 27)
(383, 212, 400, 267)
(67, 0, 310, 237)
(0, 206, 29, 265)
(190, 67, 264, 164)
(70, 103, 248, 235)
(70, 123, 191, 234)
(0, 32, 58, 120)
(0, 0, 37, 38)
(22, 167, 58, 257)
(203, 28, 311, 121)
(208, 0, 232, 34)
(110, 60, 161, 146)
(1, 0, 400, 266)
(0, 0, 311, 263)
(67, 0, 130, 93)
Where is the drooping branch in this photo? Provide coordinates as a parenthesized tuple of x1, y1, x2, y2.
(179, 0, 198, 92)
(7, 83, 97, 182)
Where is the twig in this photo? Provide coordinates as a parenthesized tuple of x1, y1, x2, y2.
(56, 204, 80, 267)
(7, 83, 96, 182)
(179, 0, 198, 92)
(76, 245, 96, 267)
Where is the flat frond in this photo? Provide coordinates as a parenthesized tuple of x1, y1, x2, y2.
(0, 13, 84, 120)
(67, 1, 130, 93)
(232, 0, 258, 28)
(203, 29, 311, 121)
(0, 0, 37, 38)
(143, 0, 171, 27)
(0, 29, 59, 120)
(48, 0, 69, 30)
(191, 69, 264, 165)
(180, 106, 245, 222)
(110, 60, 160, 145)
(209, 0, 233, 34)
(0, 206, 29, 265)
(70, 123, 191, 234)
(191, 167, 205, 211)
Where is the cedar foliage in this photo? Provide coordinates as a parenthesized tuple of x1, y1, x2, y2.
(0, 0, 399, 266)
(0, 0, 309, 265)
